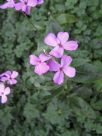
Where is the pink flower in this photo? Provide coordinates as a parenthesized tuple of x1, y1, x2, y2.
(0, 0, 15, 9)
(29, 53, 50, 75)
(15, 0, 43, 14)
(0, 71, 19, 85)
(44, 32, 78, 58)
(0, 83, 10, 104)
(48, 55, 76, 85)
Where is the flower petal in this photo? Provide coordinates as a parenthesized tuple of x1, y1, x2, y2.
(63, 41, 78, 51)
(0, 83, 5, 93)
(39, 53, 51, 62)
(4, 71, 11, 77)
(0, 71, 11, 82)
(22, 4, 27, 12)
(1, 95, 7, 104)
(11, 71, 18, 78)
(61, 55, 72, 67)
(0, 77, 8, 82)
(28, 0, 37, 7)
(37, 0, 44, 5)
(29, 55, 39, 65)
(9, 79, 17, 85)
(14, 3, 22, 10)
(57, 32, 69, 44)
(44, 33, 58, 47)
(53, 71, 64, 85)
(0, 0, 14, 9)
(48, 59, 60, 71)
(34, 62, 49, 75)
(4, 87, 10, 95)
(63, 66, 76, 78)
(0, 3, 10, 9)
(50, 46, 64, 58)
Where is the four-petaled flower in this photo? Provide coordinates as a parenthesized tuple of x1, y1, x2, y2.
(0, 83, 10, 104)
(44, 32, 78, 58)
(0, 71, 19, 85)
(48, 55, 76, 85)
(29, 53, 50, 75)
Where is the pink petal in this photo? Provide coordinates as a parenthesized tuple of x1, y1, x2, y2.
(27, 0, 37, 7)
(63, 66, 76, 78)
(39, 53, 51, 62)
(63, 41, 78, 51)
(53, 71, 64, 85)
(0, 0, 15, 9)
(44, 33, 58, 47)
(57, 32, 69, 44)
(4, 87, 10, 95)
(61, 55, 72, 67)
(11, 0, 15, 3)
(22, 4, 27, 12)
(0, 77, 8, 82)
(8, 0, 15, 3)
(19, 0, 24, 2)
(0, 71, 11, 79)
(0, 3, 10, 9)
(37, 0, 44, 5)
(14, 3, 22, 10)
(1, 95, 7, 104)
(0, 83, 5, 93)
(50, 46, 64, 58)
(29, 55, 39, 65)
(0, 71, 11, 82)
(48, 59, 60, 71)
(34, 62, 49, 75)
(4, 71, 11, 77)
(11, 71, 18, 78)
(9, 79, 17, 85)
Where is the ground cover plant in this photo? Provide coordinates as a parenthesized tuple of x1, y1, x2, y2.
(0, 0, 102, 136)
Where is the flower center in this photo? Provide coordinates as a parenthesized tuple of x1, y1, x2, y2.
(59, 44, 63, 47)
(24, 0, 27, 4)
(1, 92, 4, 95)
(37, 60, 41, 65)
(60, 67, 63, 71)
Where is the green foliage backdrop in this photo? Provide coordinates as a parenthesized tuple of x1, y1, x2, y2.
(0, 0, 102, 135)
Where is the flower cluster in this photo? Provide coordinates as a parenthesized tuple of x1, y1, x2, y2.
(0, 71, 18, 104)
(29, 32, 78, 85)
(0, 0, 44, 14)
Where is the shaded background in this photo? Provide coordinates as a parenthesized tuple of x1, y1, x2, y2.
(0, 0, 102, 135)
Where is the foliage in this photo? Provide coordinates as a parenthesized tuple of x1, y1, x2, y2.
(0, 0, 102, 135)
